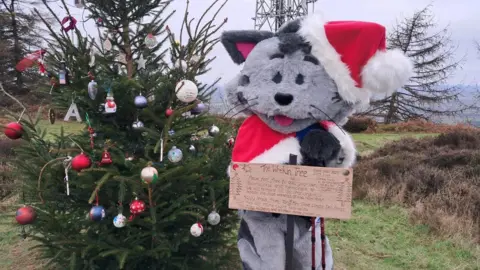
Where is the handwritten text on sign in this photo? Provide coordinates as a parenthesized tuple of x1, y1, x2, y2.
(228, 163, 353, 219)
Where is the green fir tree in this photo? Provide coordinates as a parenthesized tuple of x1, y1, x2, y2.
(6, 0, 241, 269)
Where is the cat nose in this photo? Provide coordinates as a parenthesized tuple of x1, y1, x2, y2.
(274, 93, 294, 106)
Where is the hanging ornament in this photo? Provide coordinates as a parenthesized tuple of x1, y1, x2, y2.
(113, 213, 127, 228)
(144, 33, 157, 48)
(63, 156, 72, 195)
(88, 80, 98, 100)
(58, 60, 69, 85)
(168, 129, 175, 136)
(165, 107, 174, 117)
(64, 101, 82, 122)
(48, 108, 56, 124)
(175, 80, 198, 103)
(61, 16, 77, 33)
(104, 92, 117, 114)
(88, 49, 96, 67)
(89, 205, 106, 222)
(168, 146, 183, 163)
(103, 38, 112, 51)
(208, 125, 220, 137)
(117, 53, 127, 65)
(141, 166, 158, 184)
(134, 94, 148, 109)
(188, 145, 196, 152)
(207, 211, 221, 226)
(132, 120, 144, 130)
(129, 198, 146, 221)
(190, 102, 206, 115)
(100, 149, 113, 165)
(3, 122, 23, 140)
(136, 54, 146, 70)
(71, 153, 91, 172)
(190, 222, 203, 237)
(227, 137, 235, 147)
(96, 18, 104, 27)
(174, 59, 188, 71)
(15, 206, 36, 225)
(190, 55, 201, 64)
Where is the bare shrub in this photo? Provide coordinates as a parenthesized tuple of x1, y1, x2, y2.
(354, 129, 480, 242)
(343, 116, 377, 133)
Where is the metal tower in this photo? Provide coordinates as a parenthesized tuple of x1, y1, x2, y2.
(254, 0, 318, 31)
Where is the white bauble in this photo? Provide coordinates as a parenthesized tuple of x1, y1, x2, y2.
(113, 214, 127, 228)
(207, 211, 221, 226)
(190, 222, 203, 237)
(174, 59, 188, 71)
(141, 166, 158, 184)
(175, 80, 198, 103)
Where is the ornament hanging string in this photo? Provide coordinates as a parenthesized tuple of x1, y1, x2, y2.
(0, 83, 26, 122)
(37, 157, 70, 203)
(95, 190, 99, 206)
(85, 113, 95, 149)
(63, 156, 72, 196)
(61, 16, 77, 32)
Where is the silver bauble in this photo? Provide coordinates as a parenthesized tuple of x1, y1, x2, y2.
(208, 125, 220, 136)
(188, 145, 196, 152)
(134, 95, 148, 109)
(88, 80, 98, 100)
(207, 211, 221, 225)
(190, 103, 206, 115)
(132, 120, 144, 130)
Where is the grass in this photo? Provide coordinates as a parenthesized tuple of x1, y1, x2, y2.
(36, 120, 85, 140)
(351, 133, 437, 155)
(0, 121, 478, 269)
(328, 201, 479, 270)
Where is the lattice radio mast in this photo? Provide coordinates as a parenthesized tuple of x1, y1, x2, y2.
(253, 0, 318, 31)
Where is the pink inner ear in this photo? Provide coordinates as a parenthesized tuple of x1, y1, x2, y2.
(236, 43, 256, 60)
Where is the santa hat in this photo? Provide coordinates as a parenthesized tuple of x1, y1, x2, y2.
(296, 15, 413, 107)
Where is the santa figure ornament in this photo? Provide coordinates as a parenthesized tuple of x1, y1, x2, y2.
(4, 122, 24, 140)
(100, 150, 112, 165)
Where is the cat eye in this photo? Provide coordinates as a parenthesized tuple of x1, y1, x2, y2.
(331, 92, 343, 103)
(295, 74, 304, 85)
(303, 55, 319, 65)
(270, 53, 285, 60)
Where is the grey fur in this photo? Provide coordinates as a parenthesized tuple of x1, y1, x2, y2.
(221, 18, 356, 270)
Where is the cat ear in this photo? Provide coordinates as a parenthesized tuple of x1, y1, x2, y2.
(221, 30, 274, 64)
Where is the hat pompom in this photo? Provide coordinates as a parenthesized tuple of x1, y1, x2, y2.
(361, 49, 413, 95)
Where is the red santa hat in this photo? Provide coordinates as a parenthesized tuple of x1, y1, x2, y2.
(297, 14, 413, 107)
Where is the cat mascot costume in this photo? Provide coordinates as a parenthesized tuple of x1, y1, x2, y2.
(220, 14, 413, 270)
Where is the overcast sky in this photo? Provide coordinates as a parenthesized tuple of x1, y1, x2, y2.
(59, 0, 479, 86)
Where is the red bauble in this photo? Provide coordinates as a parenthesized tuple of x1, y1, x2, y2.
(165, 108, 174, 117)
(130, 199, 146, 214)
(4, 122, 23, 140)
(15, 206, 37, 225)
(71, 153, 92, 172)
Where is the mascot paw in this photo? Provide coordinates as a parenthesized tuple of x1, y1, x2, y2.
(300, 129, 341, 166)
(238, 238, 262, 270)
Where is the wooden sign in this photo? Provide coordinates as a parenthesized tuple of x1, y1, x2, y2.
(229, 162, 353, 219)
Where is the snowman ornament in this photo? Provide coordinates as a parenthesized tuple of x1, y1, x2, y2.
(104, 92, 117, 114)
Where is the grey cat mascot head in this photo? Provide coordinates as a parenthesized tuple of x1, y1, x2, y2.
(221, 14, 413, 134)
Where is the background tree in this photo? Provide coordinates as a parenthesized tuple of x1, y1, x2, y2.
(7, 0, 240, 269)
(0, 0, 51, 109)
(361, 5, 468, 123)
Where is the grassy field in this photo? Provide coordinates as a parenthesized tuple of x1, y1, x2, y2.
(0, 121, 478, 269)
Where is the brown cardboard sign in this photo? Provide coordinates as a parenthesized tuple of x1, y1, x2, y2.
(229, 162, 353, 219)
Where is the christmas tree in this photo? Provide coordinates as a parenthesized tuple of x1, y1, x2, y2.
(4, 0, 240, 269)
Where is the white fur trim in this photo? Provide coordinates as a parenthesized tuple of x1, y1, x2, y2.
(361, 49, 413, 95)
(298, 14, 370, 106)
(250, 137, 302, 164)
(327, 125, 356, 168)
